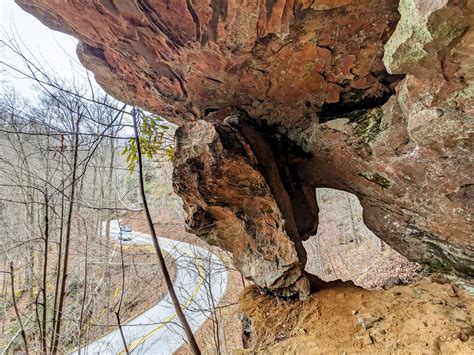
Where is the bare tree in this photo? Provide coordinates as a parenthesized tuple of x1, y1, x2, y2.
(0, 26, 232, 355)
(131, 108, 201, 355)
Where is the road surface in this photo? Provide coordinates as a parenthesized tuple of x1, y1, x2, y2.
(76, 220, 228, 354)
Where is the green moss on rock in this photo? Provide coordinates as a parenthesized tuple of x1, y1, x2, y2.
(426, 259, 452, 274)
(358, 171, 392, 188)
(352, 107, 386, 143)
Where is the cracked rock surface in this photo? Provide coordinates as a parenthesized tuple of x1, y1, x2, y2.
(17, 0, 474, 296)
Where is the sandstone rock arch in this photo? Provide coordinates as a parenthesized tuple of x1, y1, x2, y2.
(17, 0, 474, 297)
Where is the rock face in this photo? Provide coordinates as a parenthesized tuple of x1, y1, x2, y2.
(173, 116, 312, 296)
(17, 0, 474, 296)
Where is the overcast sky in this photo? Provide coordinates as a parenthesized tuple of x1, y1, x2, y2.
(0, 0, 101, 99)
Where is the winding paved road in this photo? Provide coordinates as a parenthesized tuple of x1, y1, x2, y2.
(76, 221, 228, 354)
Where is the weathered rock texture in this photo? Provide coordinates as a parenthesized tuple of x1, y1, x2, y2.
(17, 0, 474, 296)
(173, 117, 311, 296)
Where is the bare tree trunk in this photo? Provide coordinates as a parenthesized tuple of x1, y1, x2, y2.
(105, 135, 116, 237)
(1, 268, 6, 335)
(132, 109, 201, 355)
(78, 218, 89, 354)
(115, 313, 129, 355)
(105, 136, 116, 331)
(115, 240, 129, 355)
(10, 261, 29, 354)
(51, 115, 81, 354)
(28, 200, 35, 310)
(50, 176, 64, 352)
(206, 254, 221, 354)
(41, 191, 49, 354)
(35, 290, 43, 349)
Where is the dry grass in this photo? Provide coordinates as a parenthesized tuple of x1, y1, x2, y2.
(0, 239, 177, 352)
(96, 244, 177, 326)
(239, 286, 310, 350)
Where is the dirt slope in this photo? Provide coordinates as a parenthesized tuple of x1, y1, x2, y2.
(239, 276, 473, 354)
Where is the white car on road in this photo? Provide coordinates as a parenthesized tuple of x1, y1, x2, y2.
(113, 224, 132, 241)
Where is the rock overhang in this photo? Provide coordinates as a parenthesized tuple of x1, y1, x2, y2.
(16, 0, 474, 296)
